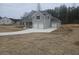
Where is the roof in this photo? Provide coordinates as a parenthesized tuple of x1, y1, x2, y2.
(9, 18, 21, 23)
(40, 11, 51, 16)
(22, 10, 61, 23)
(22, 11, 36, 22)
(51, 17, 61, 23)
(1, 17, 11, 20)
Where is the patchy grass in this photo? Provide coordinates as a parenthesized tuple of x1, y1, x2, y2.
(0, 24, 79, 55)
(0, 25, 23, 32)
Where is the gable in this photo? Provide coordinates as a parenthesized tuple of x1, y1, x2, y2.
(32, 12, 44, 18)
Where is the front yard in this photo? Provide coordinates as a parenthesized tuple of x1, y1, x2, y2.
(0, 25, 23, 32)
(0, 24, 79, 54)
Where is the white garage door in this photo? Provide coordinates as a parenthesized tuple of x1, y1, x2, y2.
(33, 22, 43, 29)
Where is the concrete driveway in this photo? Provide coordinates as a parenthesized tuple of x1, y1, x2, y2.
(0, 28, 57, 36)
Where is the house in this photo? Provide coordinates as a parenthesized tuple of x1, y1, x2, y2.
(10, 18, 21, 25)
(32, 11, 51, 29)
(0, 17, 14, 25)
(21, 4, 61, 29)
(33, 11, 61, 29)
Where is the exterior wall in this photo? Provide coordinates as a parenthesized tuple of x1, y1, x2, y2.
(32, 12, 45, 29)
(51, 22, 61, 28)
(52, 22, 57, 28)
(44, 16, 51, 29)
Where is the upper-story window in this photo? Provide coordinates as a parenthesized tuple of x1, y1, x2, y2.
(36, 16, 40, 19)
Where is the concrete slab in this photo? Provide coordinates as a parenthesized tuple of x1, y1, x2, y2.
(0, 28, 57, 36)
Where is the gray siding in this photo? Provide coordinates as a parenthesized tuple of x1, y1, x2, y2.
(32, 12, 51, 29)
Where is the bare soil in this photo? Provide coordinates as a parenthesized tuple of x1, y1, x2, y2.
(0, 24, 79, 55)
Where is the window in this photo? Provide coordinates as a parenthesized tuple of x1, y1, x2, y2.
(36, 16, 40, 19)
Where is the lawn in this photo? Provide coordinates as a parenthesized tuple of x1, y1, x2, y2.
(0, 25, 23, 32)
(0, 24, 79, 55)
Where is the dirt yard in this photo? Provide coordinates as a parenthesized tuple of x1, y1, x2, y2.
(0, 25, 23, 32)
(0, 24, 79, 55)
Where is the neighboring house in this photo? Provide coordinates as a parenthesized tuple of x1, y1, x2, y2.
(21, 4, 61, 29)
(10, 18, 21, 25)
(0, 17, 14, 25)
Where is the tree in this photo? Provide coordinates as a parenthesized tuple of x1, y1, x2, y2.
(58, 5, 68, 24)
(42, 4, 79, 24)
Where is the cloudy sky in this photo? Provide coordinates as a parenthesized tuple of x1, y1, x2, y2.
(0, 3, 79, 19)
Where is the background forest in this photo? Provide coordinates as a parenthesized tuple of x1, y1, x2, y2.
(44, 4, 79, 24)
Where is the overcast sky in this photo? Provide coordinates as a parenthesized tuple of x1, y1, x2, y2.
(0, 3, 79, 19)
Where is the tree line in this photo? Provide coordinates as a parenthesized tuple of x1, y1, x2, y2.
(44, 5, 79, 24)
